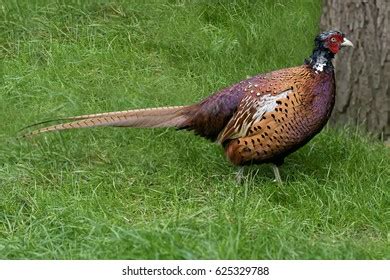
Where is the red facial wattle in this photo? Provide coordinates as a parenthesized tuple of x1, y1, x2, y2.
(328, 43, 340, 54)
(327, 35, 344, 54)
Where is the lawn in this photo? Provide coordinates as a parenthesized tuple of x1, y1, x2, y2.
(1, 0, 389, 259)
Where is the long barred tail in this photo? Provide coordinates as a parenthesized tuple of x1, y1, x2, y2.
(22, 105, 190, 137)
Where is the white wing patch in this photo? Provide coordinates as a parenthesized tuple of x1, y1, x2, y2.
(217, 89, 292, 142)
(253, 90, 290, 119)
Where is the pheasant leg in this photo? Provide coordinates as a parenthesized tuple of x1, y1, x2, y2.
(271, 164, 282, 185)
(236, 166, 245, 184)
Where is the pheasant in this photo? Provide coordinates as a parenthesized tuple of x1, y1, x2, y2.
(24, 30, 353, 183)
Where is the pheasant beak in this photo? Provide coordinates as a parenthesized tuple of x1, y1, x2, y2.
(341, 37, 354, 48)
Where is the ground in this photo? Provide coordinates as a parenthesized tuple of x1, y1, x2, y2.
(1, 0, 389, 259)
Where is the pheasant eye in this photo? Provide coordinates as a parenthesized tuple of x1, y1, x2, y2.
(330, 37, 337, 43)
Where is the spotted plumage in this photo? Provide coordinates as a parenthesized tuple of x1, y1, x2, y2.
(23, 30, 353, 183)
(221, 65, 335, 166)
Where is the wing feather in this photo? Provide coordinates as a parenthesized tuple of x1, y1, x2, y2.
(217, 88, 292, 143)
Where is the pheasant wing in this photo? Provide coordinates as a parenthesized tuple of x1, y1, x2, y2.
(217, 87, 293, 143)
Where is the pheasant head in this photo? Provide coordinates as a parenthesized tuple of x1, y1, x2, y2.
(315, 30, 354, 54)
(307, 30, 353, 72)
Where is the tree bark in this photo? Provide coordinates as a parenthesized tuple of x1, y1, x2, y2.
(320, 0, 390, 141)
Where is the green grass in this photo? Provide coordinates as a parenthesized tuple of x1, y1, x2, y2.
(1, 0, 389, 259)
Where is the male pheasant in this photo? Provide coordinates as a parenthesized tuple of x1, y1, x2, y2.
(24, 30, 353, 183)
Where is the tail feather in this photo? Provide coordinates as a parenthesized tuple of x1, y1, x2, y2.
(61, 106, 188, 121)
(23, 105, 190, 137)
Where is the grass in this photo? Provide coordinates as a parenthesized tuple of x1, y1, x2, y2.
(1, 0, 389, 259)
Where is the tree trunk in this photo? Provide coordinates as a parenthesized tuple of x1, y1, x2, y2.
(320, 0, 390, 141)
